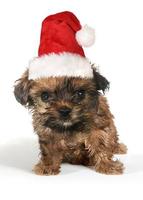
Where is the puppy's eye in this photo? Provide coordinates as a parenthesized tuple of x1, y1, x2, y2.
(41, 91, 49, 102)
(76, 89, 85, 98)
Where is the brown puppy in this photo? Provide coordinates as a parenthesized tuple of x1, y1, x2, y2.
(14, 67, 127, 175)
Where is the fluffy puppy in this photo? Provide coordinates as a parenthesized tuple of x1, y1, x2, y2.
(14, 67, 127, 175)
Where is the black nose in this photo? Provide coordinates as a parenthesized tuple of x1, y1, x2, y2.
(59, 107, 71, 117)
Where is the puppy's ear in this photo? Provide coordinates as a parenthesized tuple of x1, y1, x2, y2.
(92, 68, 110, 93)
(14, 70, 32, 105)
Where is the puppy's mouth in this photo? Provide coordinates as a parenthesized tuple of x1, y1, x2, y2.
(44, 117, 87, 133)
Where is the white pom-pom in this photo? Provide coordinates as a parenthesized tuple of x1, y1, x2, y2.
(76, 25, 95, 47)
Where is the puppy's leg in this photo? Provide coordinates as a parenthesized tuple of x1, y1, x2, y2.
(34, 155, 62, 176)
(89, 152, 124, 175)
(33, 140, 63, 176)
(85, 130, 124, 175)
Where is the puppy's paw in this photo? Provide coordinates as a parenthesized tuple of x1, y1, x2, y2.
(114, 143, 127, 154)
(33, 162, 60, 176)
(94, 160, 124, 175)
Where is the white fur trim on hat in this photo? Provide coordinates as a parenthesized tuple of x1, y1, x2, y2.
(28, 53, 93, 80)
(76, 25, 95, 47)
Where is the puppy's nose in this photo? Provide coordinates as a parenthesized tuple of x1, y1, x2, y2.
(59, 107, 71, 117)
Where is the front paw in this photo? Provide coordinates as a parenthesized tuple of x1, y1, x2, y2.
(33, 162, 60, 176)
(94, 159, 124, 175)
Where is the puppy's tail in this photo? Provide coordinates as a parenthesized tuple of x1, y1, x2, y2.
(114, 143, 127, 154)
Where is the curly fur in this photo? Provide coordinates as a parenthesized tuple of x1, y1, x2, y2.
(14, 68, 127, 175)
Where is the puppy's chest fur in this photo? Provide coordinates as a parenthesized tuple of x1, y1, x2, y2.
(38, 128, 87, 151)
(38, 129, 89, 162)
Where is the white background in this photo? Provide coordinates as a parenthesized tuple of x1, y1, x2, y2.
(0, 0, 143, 199)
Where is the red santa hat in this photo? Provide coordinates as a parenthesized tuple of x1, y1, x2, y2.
(28, 11, 95, 80)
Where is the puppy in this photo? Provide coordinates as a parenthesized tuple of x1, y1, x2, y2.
(14, 67, 127, 175)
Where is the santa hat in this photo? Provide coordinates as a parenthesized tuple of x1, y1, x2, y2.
(28, 11, 95, 80)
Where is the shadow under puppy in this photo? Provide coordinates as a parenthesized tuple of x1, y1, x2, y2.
(14, 11, 127, 175)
